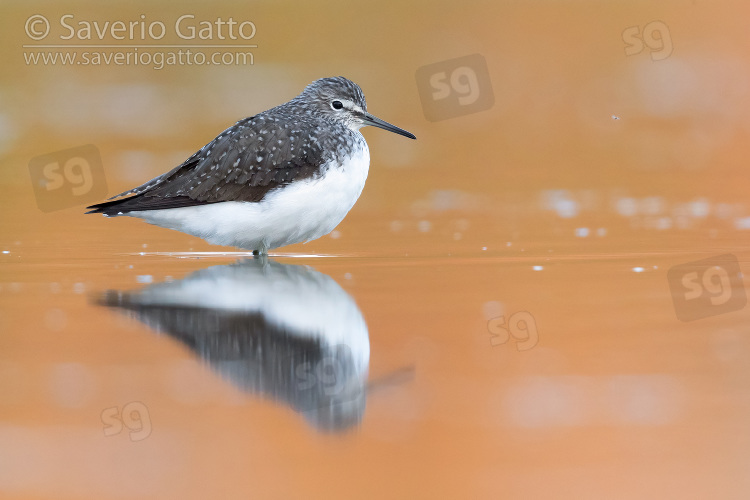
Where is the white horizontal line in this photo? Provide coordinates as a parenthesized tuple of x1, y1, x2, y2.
(122, 252, 343, 258)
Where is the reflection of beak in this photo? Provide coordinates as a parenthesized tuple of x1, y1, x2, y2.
(361, 112, 417, 139)
(366, 365, 416, 392)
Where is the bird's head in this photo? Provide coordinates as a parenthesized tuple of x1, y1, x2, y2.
(293, 76, 416, 139)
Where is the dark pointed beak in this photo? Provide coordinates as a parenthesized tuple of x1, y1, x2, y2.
(361, 112, 416, 139)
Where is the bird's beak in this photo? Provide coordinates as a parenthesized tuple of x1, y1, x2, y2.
(361, 112, 416, 139)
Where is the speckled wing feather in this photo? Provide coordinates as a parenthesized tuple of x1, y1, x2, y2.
(86, 113, 330, 215)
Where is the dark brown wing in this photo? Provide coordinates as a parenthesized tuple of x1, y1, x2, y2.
(86, 113, 330, 215)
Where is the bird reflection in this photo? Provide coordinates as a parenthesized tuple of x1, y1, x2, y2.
(98, 257, 370, 432)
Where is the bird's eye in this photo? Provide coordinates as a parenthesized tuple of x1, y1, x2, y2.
(331, 100, 344, 110)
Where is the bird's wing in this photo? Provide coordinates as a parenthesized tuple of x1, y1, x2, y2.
(86, 114, 331, 214)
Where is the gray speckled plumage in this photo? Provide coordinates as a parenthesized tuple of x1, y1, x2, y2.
(87, 77, 370, 214)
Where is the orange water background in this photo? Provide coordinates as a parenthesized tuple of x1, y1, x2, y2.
(2, 1, 750, 498)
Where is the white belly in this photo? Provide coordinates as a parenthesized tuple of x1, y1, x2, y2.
(130, 144, 370, 251)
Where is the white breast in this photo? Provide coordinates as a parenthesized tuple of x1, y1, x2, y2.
(131, 141, 371, 252)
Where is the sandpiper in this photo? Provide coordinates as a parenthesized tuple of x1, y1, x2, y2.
(86, 76, 416, 253)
